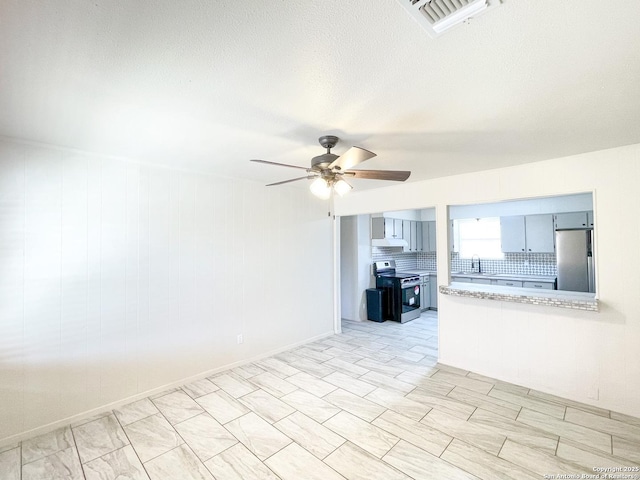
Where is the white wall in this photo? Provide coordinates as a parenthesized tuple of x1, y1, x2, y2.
(335, 143, 640, 418)
(0, 138, 334, 444)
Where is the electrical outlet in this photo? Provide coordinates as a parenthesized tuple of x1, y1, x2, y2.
(237, 334, 243, 344)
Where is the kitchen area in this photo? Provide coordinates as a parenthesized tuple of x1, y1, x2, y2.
(340, 192, 596, 325)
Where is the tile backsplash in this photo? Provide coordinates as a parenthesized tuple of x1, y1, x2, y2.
(436, 252, 557, 276)
(372, 247, 418, 272)
(373, 249, 557, 276)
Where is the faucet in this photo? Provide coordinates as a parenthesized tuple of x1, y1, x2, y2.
(471, 254, 481, 273)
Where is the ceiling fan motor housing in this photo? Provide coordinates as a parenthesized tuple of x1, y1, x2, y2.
(311, 153, 338, 170)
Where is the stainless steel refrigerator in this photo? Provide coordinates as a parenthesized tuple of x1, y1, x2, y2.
(556, 229, 595, 292)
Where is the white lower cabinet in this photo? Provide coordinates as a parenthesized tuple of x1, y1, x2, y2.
(429, 274, 437, 310)
(420, 275, 430, 310)
(523, 281, 555, 290)
(496, 279, 523, 287)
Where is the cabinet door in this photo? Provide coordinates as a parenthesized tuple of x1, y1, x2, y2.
(416, 222, 423, 251)
(427, 221, 437, 252)
(371, 217, 384, 239)
(523, 281, 554, 290)
(410, 221, 418, 251)
(587, 210, 594, 228)
(383, 218, 395, 238)
(421, 278, 430, 310)
(449, 220, 457, 253)
(500, 216, 526, 252)
(471, 278, 492, 285)
(496, 279, 523, 287)
(525, 214, 555, 253)
(429, 275, 438, 310)
(394, 219, 403, 238)
(554, 212, 588, 229)
(402, 220, 411, 250)
(452, 276, 472, 283)
(421, 222, 430, 251)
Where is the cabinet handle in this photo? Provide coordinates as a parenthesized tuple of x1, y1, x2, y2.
(506, 282, 514, 286)
(528, 248, 531, 251)
(534, 284, 542, 288)
(521, 249, 525, 251)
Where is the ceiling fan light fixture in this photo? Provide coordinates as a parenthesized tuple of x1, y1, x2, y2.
(334, 179, 353, 196)
(310, 177, 331, 199)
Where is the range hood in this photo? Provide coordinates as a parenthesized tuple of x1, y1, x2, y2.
(371, 238, 409, 248)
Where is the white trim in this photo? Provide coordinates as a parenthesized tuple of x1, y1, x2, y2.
(0, 330, 334, 448)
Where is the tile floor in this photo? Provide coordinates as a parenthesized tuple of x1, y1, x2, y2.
(1, 311, 639, 479)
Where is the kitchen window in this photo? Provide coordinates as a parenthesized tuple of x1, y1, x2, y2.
(454, 217, 504, 260)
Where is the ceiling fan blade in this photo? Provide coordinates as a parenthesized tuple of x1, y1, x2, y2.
(266, 175, 316, 186)
(328, 146, 376, 171)
(251, 159, 310, 171)
(343, 169, 411, 182)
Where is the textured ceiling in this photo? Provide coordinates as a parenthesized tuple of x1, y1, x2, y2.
(1, 0, 639, 189)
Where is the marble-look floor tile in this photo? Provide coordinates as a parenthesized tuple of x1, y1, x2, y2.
(71, 412, 113, 428)
(83, 444, 149, 480)
(421, 409, 505, 455)
(204, 443, 279, 480)
(447, 386, 521, 420)
(396, 372, 455, 395)
(441, 438, 540, 480)
(380, 346, 425, 363)
(565, 407, 640, 443)
(114, 398, 159, 426)
(73, 415, 129, 464)
(248, 372, 298, 398)
(430, 371, 493, 394)
(516, 407, 611, 453)
(256, 358, 301, 378)
(354, 358, 405, 377)
(320, 338, 360, 351)
(434, 363, 470, 377)
(0, 447, 20, 480)
(265, 442, 346, 480)
(149, 387, 182, 400)
(359, 371, 415, 394)
(274, 411, 345, 459)
(324, 388, 386, 422)
(280, 389, 341, 423)
(323, 372, 377, 397)
(195, 390, 250, 424)
(238, 388, 295, 424)
(527, 389, 610, 418)
(144, 445, 213, 480)
(322, 348, 366, 364)
(372, 409, 452, 457)
(280, 354, 336, 378)
(406, 388, 476, 420)
(324, 441, 409, 480)
(556, 439, 640, 471)
(488, 388, 566, 419)
(324, 357, 370, 377)
(498, 439, 591, 476)
(232, 363, 267, 379)
(324, 411, 398, 459)
(209, 373, 257, 398)
(174, 413, 237, 462)
(294, 347, 334, 363)
(465, 372, 530, 396)
(468, 408, 559, 454)
(382, 440, 479, 480)
(22, 446, 84, 480)
(123, 413, 183, 463)
(182, 378, 220, 399)
(612, 436, 640, 463)
(0, 443, 20, 455)
(22, 426, 75, 465)
(286, 372, 338, 397)
(224, 412, 292, 461)
(611, 411, 640, 427)
(365, 387, 430, 421)
(152, 390, 204, 425)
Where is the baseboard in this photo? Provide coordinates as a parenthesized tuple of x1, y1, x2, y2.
(0, 329, 335, 448)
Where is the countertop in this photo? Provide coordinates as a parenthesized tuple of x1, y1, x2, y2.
(400, 270, 556, 283)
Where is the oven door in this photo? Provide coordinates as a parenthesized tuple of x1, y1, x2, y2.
(400, 282, 421, 323)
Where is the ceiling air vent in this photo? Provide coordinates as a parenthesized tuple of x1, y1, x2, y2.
(397, 0, 501, 38)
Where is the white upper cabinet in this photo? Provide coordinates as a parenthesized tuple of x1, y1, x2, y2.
(525, 214, 555, 253)
(402, 220, 411, 248)
(587, 210, 594, 227)
(372, 217, 403, 239)
(501, 214, 554, 253)
(420, 221, 437, 252)
(500, 215, 526, 252)
(554, 212, 589, 229)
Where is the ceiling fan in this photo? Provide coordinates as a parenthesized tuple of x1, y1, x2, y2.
(251, 135, 411, 199)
